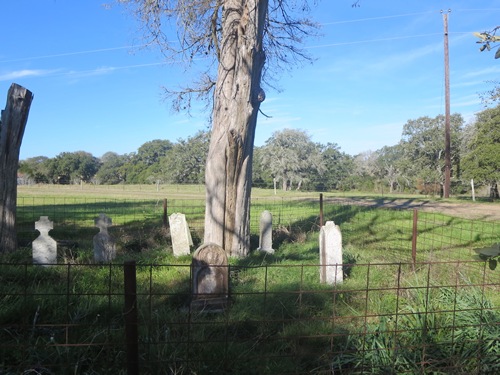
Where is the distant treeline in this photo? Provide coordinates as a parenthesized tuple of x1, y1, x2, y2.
(19, 106, 500, 197)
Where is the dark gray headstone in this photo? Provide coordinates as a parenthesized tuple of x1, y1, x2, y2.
(191, 243, 228, 311)
(93, 213, 116, 262)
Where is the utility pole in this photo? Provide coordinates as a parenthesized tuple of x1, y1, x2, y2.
(442, 9, 451, 198)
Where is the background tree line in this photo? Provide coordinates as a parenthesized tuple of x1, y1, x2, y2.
(19, 105, 500, 197)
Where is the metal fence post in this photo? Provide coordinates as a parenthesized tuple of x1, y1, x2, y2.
(163, 198, 168, 228)
(412, 209, 418, 270)
(124, 260, 139, 375)
(319, 193, 324, 228)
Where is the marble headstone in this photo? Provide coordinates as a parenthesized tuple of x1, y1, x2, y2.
(168, 213, 193, 256)
(257, 210, 274, 254)
(319, 221, 343, 285)
(33, 216, 57, 266)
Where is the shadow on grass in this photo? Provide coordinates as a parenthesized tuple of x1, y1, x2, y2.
(5, 198, 499, 373)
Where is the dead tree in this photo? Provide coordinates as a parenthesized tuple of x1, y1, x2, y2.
(0, 83, 33, 253)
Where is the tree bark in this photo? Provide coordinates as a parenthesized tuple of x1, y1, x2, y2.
(204, 0, 268, 257)
(0, 84, 33, 253)
(490, 182, 499, 199)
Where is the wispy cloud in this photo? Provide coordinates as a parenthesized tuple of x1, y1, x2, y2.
(0, 62, 166, 83)
(0, 69, 60, 81)
(461, 65, 500, 79)
(63, 66, 117, 81)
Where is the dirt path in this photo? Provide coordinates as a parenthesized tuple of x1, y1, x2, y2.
(327, 197, 500, 222)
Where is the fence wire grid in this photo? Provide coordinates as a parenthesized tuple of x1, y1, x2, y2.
(1, 196, 499, 374)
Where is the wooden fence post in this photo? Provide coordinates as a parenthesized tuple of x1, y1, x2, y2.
(0, 83, 33, 253)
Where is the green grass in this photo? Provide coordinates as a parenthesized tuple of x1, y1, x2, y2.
(1, 185, 498, 373)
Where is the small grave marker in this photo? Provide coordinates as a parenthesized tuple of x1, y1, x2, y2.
(33, 216, 57, 266)
(319, 221, 343, 285)
(168, 213, 193, 256)
(191, 243, 228, 311)
(93, 213, 116, 262)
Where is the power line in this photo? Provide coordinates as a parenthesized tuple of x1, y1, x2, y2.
(1, 8, 497, 65)
(306, 33, 442, 49)
(321, 11, 437, 26)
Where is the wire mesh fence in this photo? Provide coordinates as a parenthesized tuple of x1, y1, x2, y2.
(1, 260, 498, 374)
(2, 196, 499, 374)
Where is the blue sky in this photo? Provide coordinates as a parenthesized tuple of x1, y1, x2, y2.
(2, 1, 500, 160)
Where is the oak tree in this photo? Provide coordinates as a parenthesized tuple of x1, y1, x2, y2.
(260, 128, 324, 191)
(119, 0, 318, 256)
(462, 105, 500, 199)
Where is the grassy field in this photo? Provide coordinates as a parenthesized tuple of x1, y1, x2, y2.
(18, 183, 447, 200)
(1, 184, 498, 373)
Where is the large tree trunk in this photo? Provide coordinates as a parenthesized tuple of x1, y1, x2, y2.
(204, 0, 268, 257)
(0, 84, 33, 253)
(490, 182, 499, 199)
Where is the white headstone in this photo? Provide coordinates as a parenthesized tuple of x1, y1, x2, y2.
(319, 221, 343, 285)
(169, 213, 193, 256)
(33, 216, 57, 266)
(257, 210, 274, 253)
(93, 213, 116, 262)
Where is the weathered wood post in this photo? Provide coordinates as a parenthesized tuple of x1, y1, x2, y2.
(0, 83, 33, 253)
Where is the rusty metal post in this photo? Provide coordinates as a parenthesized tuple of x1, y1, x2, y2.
(412, 209, 418, 270)
(163, 198, 168, 228)
(319, 193, 324, 228)
(124, 261, 139, 375)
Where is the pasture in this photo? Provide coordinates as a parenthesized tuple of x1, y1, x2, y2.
(1, 184, 498, 374)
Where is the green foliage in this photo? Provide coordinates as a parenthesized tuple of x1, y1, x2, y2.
(316, 143, 354, 191)
(474, 28, 500, 58)
(3, 193, 500, 372)
(259, 128, 325, 191)
(95, 152, 131, 184)
(474, 243, 500, 270)
(462, 105, 500, 198)
(18, 156, 51, 184)
(160, 130, 210, 184)
(41, 151, 101, 184)
(16, 105, 499, 198)
(332, 284, 500, 374)
(399, 114, 464, 190)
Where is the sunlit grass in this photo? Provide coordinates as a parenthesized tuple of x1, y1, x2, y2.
(1, 186, 498, 373)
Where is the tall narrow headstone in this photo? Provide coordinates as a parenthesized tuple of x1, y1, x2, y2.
(319, 221, 343, 285)
(93, 213, 116, 262)
(33, 216, 57, 266)
(191, 243, 228, 311)
(168, 213, 193, 256)
(257, 210, 274, 254)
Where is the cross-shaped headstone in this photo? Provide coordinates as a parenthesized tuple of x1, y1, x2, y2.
(33, 216, 57, 266)
(93, 213, 116, 262)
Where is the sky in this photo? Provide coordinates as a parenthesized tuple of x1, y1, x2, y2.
(2, 1, 500, 160)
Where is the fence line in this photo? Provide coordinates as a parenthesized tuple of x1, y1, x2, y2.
(0, 259, 498, 373)
(5, 197, 499, 373)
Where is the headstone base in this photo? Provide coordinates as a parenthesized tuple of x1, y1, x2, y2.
(190, 297, 228, 313)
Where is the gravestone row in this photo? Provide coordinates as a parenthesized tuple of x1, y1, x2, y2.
(32, 214, 116, 266)
(33, 211, 344, 312)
